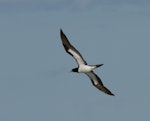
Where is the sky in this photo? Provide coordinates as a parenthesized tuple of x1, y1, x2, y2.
(0, 0, 150, 121)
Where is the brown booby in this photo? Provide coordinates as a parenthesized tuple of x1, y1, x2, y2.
(60, 29, 114, 96)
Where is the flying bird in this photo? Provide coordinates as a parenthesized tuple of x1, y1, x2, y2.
(60, 29, 114, 96)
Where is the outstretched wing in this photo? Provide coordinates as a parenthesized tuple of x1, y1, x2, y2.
(60, 29, 87, 66)
(86, 71, 114, 96)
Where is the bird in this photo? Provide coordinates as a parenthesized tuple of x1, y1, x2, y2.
(60, 29, 114, 96)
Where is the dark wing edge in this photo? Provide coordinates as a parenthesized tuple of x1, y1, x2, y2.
(86, 71, 114, 96)
(60, 29, 72, 52)
(60, 29, 87, 65)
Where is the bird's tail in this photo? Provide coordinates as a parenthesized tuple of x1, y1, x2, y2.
(90, 64, 103, 70)
(95, 64, 103, 68)
(89, 64, 103, 70)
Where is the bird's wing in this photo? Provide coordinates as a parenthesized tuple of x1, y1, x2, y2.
(86, 71, 114, 96)
(60, 29, 87, 66)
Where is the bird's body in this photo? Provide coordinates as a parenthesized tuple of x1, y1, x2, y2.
(78, 64, 101, 73)
(60, 29, 114, 96)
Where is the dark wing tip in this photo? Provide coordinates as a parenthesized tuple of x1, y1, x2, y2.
(60, 29, 64, 37)
(96, 80, 114, 96)
(99, 85, 115, 96)
(87, 71, 115, 96)
(60, 29, 67, 41)
(60, 29, 71, 52)
(107, 91, 115, 96)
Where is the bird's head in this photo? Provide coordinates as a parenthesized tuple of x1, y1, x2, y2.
(71, 68, 78, 73)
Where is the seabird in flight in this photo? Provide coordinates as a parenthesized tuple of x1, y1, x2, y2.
(60, 29, 114, 96)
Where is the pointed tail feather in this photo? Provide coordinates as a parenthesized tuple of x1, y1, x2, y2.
(95, 64, 103, 68)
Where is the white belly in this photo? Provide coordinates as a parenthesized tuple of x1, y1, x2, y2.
(78, 65, 95, 73)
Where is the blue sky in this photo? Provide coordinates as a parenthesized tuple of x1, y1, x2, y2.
(0, 0, 150, 121)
